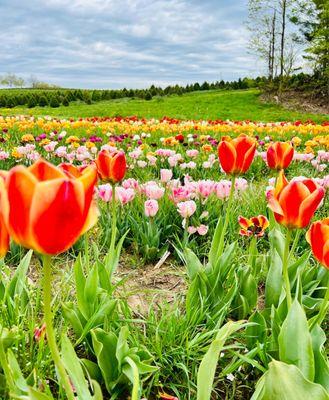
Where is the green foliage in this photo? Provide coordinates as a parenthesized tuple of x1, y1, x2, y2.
(251, 360, 329, 400)
(49, 96, 60, 108)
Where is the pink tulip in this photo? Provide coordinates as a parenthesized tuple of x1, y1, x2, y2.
(197, 224, 209, 235)
(98, 184, 112, 202)
(116, 187, 135, 205)
(144, 199, 159, 217)
(143, 184, 165, 200)
(160, 169, 173, 182)
(177, 200, 197, 218)
(187, 226, 197, 234)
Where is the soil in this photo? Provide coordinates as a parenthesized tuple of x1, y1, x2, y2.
(261, 90, 329, 115)
(116, 253, 186, 314)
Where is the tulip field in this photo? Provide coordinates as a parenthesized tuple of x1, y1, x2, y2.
(0, 114, 329, 400)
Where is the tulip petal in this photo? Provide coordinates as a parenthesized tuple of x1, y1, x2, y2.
(6, 166, 37, 247)
(307, 221, 329, 265)
(110, 152, 126, 182)
(59, 163, 81, 178)
(30, 179, 85, 254)
(0, 179, 9, 258)
(266, 145, 277, 169)
(241, 143, 256, 173)
(218, 140, 237, 174)
(238, 216, 252, 229)
(277, 181, 310, 227)
(81, 201, 99, 235)
(298, 187, 325, 228)
(282, 144, 294, 169)
(29, 159, 66, 181)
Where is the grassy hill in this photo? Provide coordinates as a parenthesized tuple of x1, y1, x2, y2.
(0, 89, 328, 122)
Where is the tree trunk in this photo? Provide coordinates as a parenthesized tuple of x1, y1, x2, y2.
(280, 0, 286, 78)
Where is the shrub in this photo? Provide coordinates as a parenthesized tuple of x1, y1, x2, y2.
(38, 96, 48, 107)
(62, 96, 70, 106)
(145, 91, 152, 101)
(83, 91, 92, 104)
(27, 96, 37, 108)
(49, 96, 60, 108)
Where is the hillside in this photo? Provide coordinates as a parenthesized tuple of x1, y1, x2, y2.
(0, 89, 328, 122)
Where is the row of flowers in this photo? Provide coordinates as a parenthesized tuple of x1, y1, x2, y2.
(1, 140, 329, 175)
(0, 116, 329, 157)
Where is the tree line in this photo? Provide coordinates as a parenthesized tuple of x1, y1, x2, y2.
(0, 76, 268, 108)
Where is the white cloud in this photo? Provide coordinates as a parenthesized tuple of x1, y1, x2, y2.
(0, 0, 259, 88)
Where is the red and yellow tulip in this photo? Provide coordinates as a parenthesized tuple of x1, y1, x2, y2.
(218, 134, 256, 175)
(238, 215, 269, 237)
(95, 150, 126, 183)
(266, 141, 294, 170)
(267, 171, 325, 229)
(2, 159, 98, 255)
(0, 172, 9, 257)
(306, 218, 329, 269)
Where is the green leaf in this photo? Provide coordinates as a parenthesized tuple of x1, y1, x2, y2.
(61, 334, 93, 400)
(246, 311, 267, 349)
(269, 228, 284, 260)
(91, 328, 118, 391)
(74, 255, 88, 319)
(251, 360, 329, 400)
(311, 324, 329, 392)
(84, 264, 99, 317)
(123, 356, 140, 400)
(265, 248, 282, 308)
(27, 387, 54, 400)
(7, 349, 28, 393)
(278, 300, 314, 381)
(208, 216, 223, 267)
(6, 250, 32, 299)
(116, 326, 130, 368)
(62, 303, 84, 338)
(183, 248, 203, 280)
(197, 320, 245, 400)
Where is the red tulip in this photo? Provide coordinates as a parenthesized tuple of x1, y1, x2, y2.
(3, 159, 98, 255)
(95, 150, 126, 183)
(267, 171, 325, 229)
(267, 141, 294, 170)
(218, 134, 256, 175)
(306, 218, 329, 269)
(0, 172, 9, 257)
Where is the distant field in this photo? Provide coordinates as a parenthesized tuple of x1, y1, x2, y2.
(0, 89, 328, 122)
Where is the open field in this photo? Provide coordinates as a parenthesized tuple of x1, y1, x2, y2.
(0, 112, 328, 399)
(0, 89, 328, 122)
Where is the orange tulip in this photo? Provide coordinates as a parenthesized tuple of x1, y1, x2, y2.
(58, 162, 88, 178)
(95, 150, 126, 183)
(3, 159, 98, 255)
(266, 141, 294, 170)
(238, 215, 269, 237)
(218, 134, 256, 175)
(306, 218, 329, 269)
(0, 172, 9, 257)
(267, 171, 325, 229)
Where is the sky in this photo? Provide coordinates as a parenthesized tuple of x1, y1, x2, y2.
(0, 0, 262, 89)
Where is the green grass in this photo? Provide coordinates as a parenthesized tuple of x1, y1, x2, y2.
(0, 89, 328, 122)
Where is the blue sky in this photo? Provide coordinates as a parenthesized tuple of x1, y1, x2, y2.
(0, 0, 261, 89)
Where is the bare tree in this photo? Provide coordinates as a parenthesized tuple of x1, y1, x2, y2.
(0, 73, 25, 88)
(247, 0, 279, 80)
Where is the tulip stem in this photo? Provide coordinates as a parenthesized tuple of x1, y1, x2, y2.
(283, 229, 292, 310)
(218, 175, 236, 255)
(42, 255, 75, 400)
(310, 275, 329, 330)
(110, 183, 117, 253)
